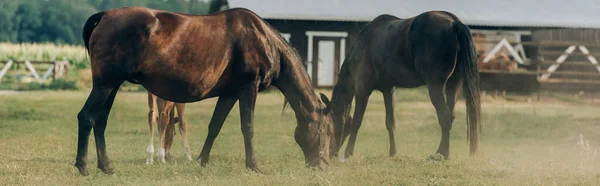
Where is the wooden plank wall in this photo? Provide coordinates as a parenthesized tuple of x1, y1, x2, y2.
(532, 28, 600, 43)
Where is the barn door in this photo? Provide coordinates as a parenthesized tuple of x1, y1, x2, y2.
(312, 38, 340, 87)
(306, 31, 347, 88)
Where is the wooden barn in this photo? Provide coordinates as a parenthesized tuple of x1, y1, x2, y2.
(226, 0, 600, 92)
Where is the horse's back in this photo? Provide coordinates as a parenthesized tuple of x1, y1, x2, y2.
(88, 7, 285, 102)
(409, 11, 456, 39)
(344, 14, 422, 88)
(343, 11, 461, 88)
(88, 7, 229, 101)
(408, 11, 460, 82)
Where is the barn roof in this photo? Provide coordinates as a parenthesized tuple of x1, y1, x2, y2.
(227, 0, 600, 29)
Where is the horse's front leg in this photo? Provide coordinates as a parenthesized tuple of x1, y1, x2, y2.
(343, 90, 372, 160)
(175, 103, 193, 161)
(382, 87, 397, 157)
(197, 96, 238, 166)
(75, 84, 121, 176)
(238, 82, 261, 172)
(146, 93, 157, 165)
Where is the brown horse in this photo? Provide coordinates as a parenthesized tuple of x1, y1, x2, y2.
(76, 7, 334, 176)
(322, 11, 482, 160)
(145, 92, 191, 164)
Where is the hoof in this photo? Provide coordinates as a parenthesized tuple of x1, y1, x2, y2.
(428, 153, 446, 161)
(76, 166, 89, 176)
(102, 168, 114, 175)
(197, 157, 209, 167)
(248, 166, 263, 174)
(158, 148, 166, 163)
(99, 166, 114, 175)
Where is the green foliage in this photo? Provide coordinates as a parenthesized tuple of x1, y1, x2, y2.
(0, 0, 220, 45)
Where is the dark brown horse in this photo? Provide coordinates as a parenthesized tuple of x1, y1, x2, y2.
(322, 11, 482, 160)
(76, 7, 334, 176)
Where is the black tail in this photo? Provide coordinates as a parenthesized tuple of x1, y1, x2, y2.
(82, 12, 105, 53)
(454, 21, 482, 156)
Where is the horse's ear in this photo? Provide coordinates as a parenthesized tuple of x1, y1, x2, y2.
(319, 93, 330, 106)
(319, 93, 331, 114)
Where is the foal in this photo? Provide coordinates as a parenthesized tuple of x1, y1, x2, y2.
(145, 92, 192, 164)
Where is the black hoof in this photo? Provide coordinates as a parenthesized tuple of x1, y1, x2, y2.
(197, 157, 209, 167)
(247, 166, 262, 174)
(76, 166, 89, 176)
(428, 153, 447, 161)
(99, 166, 114, 175)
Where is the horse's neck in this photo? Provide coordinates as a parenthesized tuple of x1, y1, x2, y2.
(277, 64, 320, 122)
(330, 70, 354, 116)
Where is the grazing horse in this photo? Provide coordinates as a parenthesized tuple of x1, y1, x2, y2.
(76, 7, 334, 176)
(145, 92, 191, 164)
(323, 11, 482, 160)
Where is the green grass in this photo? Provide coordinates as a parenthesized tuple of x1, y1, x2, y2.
(2, 88, 600, 185)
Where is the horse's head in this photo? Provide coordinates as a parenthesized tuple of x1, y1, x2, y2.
(319, 93, 351, 158)
(294, 94, 335, 170)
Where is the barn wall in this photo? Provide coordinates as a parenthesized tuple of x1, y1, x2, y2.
(265, 19, 366, 64)
(532, 28, 600, 66)
(532, 28, 600, 43)
(263, 19, 366, 87)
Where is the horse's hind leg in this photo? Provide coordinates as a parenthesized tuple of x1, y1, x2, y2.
(427, 83, 453, 159)
(382, 87, 397, 157)
(75, 84, 121, 175)
(445, 73, 462, 130)
(198, 96, 238, 166)
(175, 103, 193, 161)
(146, 92, 157, 164)
(239, 81, 261, 172)
(156, 98, 175, 163)
(164, 107, 176, 159)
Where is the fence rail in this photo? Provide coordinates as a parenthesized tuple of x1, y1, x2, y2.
(0, 60, 69, 83)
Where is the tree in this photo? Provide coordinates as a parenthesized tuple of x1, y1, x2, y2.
(208, 0, 228, 13)
(37, 0, 97, 44)
(0, 0, 214, 45)
(0, 1, 19, 42)
(13, 1, 42, 42)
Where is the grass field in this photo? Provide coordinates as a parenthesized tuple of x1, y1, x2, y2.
(2, 88, 600, 185)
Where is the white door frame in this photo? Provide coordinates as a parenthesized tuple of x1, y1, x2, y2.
(305, 31, 348, 86)
(306, 31, 348, 66)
